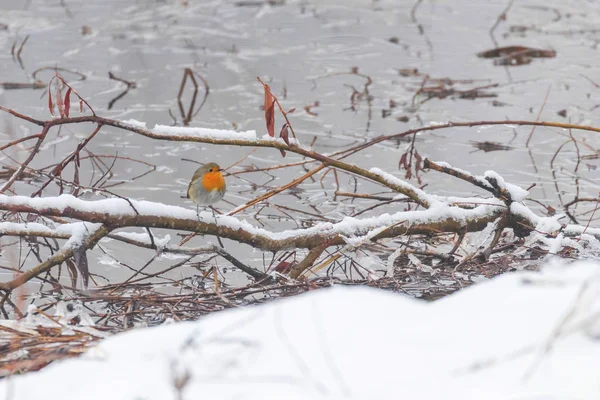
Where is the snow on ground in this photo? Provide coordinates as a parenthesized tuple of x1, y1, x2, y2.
(1, 260, 600, 399)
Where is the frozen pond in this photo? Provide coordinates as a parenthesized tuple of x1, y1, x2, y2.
(0, 0, 600, 291)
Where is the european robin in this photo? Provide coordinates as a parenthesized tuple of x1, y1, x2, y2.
(187, 162, 226, 215)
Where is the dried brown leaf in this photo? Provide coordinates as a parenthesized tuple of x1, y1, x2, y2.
(64, 88, 71, 118)
(414, 150, 423, 171)
(263, 83, 275, 137)
(279, 123, 290, 145)
(48, 86, 55, 116)
(274, 261, 293, 274)
(56, 81, 65, 118)
(398, 152, 408, 171)
(266, 101, 275, 137)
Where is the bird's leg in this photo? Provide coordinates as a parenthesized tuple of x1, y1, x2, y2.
(210, 206, 225, 249)
(196, 204, 200, 222)
(210, 206, 218, 225)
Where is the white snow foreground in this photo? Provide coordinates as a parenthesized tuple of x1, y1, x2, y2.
(2, 261, 600, 400)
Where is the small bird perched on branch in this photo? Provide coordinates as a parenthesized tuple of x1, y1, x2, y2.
(187, 162, 226, 216)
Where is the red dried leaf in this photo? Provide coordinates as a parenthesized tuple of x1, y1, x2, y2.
(56, 82, 65, 118)
(399, 151, 413, 179)
(287, 107, 296, 114)
(398, 152, 408, 170)
(263, 84, 275, 137)
(274, 261, 292, 273)
(279, 149, 286, 158)
(262, 82, 271, 110)
(64, 88, 71, 118)
(264, 105, 275, 136)
(414, 150, 423, 171)
(79, 100, 83, 113)
(48, 88, 54, 116)
(279, 123, 290, 145)
(266, 102, 275, 137)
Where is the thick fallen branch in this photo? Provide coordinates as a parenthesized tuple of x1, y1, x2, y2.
(0, 194, 506, 251)
(1, 159, 599, 288)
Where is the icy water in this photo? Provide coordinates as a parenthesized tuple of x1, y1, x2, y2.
(1, 0, 600, 289)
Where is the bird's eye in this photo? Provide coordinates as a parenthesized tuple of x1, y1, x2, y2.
(209, 168, 213, 172)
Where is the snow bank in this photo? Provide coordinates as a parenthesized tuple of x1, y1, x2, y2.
(1, 261, 600, 399)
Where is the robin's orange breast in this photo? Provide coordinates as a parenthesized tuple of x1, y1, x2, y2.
(201, 171, 225, 192)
